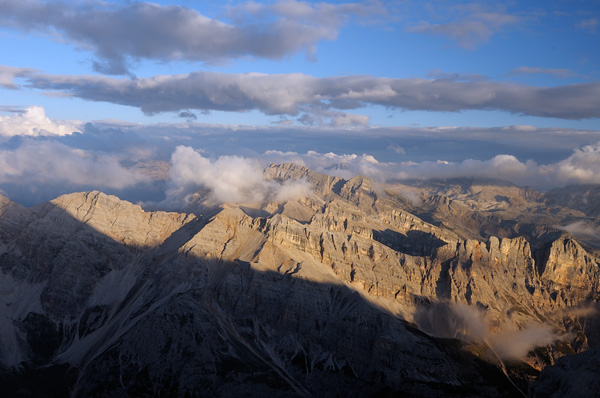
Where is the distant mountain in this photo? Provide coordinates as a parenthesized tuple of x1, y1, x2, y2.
(546, 185, 600, 218)
(0, 164, 598, 397)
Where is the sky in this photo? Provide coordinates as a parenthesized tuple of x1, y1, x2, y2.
(0, 0, 599, 206)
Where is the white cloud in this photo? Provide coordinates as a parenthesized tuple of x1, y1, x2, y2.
(0, 106, 81, 137)
(552, 143, 600, 184)
(0, 140, 147, 189)
(163, 146, 311, 207)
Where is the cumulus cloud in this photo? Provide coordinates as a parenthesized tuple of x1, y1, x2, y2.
(0, 0, 384, 75)
(162, 146, 311, 207)
(16, 69, 600, 120)
(551, 143, 600, 184)
(0, 106, 81, 137)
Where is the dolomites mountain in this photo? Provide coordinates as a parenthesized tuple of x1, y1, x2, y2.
(0, 164, 599, 397)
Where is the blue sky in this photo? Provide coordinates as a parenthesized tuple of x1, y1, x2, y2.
(0, 0, 599, 205)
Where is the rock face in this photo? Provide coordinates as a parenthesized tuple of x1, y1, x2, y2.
(0, 165, 598, 397)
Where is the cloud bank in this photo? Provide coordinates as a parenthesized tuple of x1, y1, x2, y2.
(8, 68, 599, 120)
(0, 108, 600, 206)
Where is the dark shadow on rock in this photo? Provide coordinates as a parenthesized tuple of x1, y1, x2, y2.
(0, 200, 522, 398)
(530, 306, 600, 397)
(373, 228, 447, 257)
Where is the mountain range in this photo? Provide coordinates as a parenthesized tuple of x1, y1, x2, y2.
(1, 163, 599, 397)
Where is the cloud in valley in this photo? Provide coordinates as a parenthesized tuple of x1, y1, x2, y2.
(488, 324, 568, 360)
(559, 221, 600, 239)
(414, 302, 569, 361)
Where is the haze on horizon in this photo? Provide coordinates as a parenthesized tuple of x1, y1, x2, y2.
(0, 0, 599, 206)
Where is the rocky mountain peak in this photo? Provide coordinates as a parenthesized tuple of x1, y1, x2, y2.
(32, 190, 198, 248)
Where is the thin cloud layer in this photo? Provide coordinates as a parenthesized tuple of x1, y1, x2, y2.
(10, 68, 600, 120)
(0, 0, 382, 75)
(406, 4, 520, 49)
(0, 106, 81, 137)
(509, 67, 576, 79)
